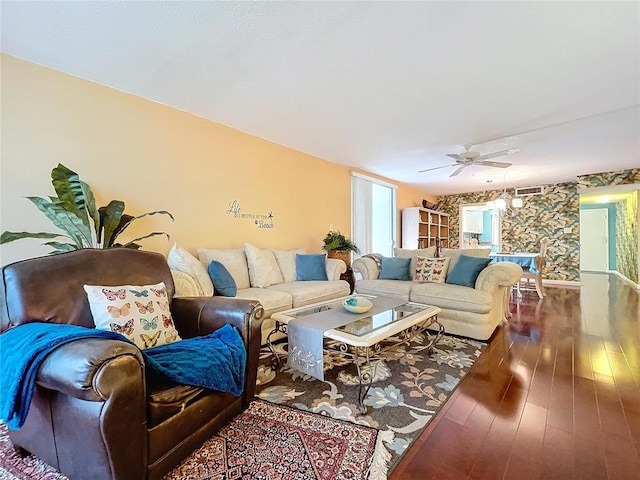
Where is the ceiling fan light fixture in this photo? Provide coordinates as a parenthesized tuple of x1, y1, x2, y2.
(421, 144, 519, 176)
(492, 186, 522, 216)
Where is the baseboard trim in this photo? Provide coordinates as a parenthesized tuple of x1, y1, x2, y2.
(542, 279, 582, 289)
(607, 270, 640, 290)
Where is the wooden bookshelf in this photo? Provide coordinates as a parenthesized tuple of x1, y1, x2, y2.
(401, 207, 450, 249)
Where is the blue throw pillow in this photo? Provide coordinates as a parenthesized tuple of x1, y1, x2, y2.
(379, 256, 411, 280)
(445, 254, 493, 287)
(208, 261, 237, 297)
(296, 254, 328, 281)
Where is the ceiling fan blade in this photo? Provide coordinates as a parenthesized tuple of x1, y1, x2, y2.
(418, 164, 457, 173)
(449, 165, 467, 177)
(476, 147, 520, 161)
(475, 160, 512, 168)
(446, 153, 466, 162)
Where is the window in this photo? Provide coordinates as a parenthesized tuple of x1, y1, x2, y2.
(351, 172, 397, 257)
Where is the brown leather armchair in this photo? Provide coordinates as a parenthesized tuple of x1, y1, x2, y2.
(0, 248, 264, 480)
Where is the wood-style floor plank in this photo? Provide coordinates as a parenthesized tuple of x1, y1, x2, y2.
(390, 272, 640, 480)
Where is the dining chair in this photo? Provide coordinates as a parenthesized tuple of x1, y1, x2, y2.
(518, 238, 549, 298)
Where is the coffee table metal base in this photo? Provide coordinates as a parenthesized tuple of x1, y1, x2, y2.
(267, 314, 444, 414)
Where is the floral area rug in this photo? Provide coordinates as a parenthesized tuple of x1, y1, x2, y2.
(0, 423, 63, 480)
(0, 400, 385, 480)
(169, 400, 386, 479)
(256, 332, 486, 474)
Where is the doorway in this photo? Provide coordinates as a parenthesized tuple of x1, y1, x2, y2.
(351, 173, 396, 257)
(459, 203, 501, 252)
(579, 208, 609, 271)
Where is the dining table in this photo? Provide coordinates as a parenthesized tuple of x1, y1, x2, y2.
(489, 251, 544, 299)
(489, 252, 539, 275)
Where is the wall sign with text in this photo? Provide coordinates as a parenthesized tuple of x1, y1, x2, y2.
(226, 200, 275, 229)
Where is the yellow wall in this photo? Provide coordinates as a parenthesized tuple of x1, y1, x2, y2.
(0, 54, 433, 266)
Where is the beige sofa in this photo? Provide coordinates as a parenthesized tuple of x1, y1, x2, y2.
(167, 243, 350, 342)
(352, 247, 522, 340)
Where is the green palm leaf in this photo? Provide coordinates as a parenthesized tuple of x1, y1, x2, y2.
(0, 231, 63, 244)
(80, 180, 100, 242)
(121, 232, 171, 248)
(27, 196, 92, 248)
(111, 210, 175, 245)
(43, 241, 78, 253)
(108, 213, 134, 246)
(100, 200, 125, 248)
(51, 164, 91, 228)
(113, 242, 142, 250)
(128, 210, 175, 223)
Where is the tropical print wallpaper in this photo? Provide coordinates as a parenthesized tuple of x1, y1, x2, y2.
(616, 193, 638, 283)
(433, 168, 639, 284)
(577, 168, 640, 189)
(437, 182, 580, 282)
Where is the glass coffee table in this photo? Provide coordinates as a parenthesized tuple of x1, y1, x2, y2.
(266, 295, 443, 413)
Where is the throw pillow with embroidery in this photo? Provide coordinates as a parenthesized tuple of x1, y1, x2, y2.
(414, 256, 450, 283)
(84, 281, 181, 350)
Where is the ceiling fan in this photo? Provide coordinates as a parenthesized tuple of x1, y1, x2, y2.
(419, 145, 520, 177)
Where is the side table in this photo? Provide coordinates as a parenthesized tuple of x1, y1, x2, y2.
(340, 267, 355, 293)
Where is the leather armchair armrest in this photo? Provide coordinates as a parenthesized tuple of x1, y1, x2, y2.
(171, 297, 264, 338)
(36, 337, 147, 479)
(475, 262, 523, 292)
(325, 258, 347, 280)
(352, 257, 380, 280)
(36, 338, 144, 401)
(171, 296, 265, 405)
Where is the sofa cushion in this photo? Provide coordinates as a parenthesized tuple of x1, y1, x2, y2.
(436, 307, 495, 327)
(273, 248, 306, 283)
(446, 254, 493, 288)
(268, 280, 350, 308)
(197, 247, 251, 290)
(296, 254, 328, 281)
(167, 243, 213, 296)
(84, 282, 181, 350)
(379, 256, 411, 280)
(441, 248, 491, 271)
(244, 243, 284, 288)
(414, 256, 450, 283)
(354, 279, 413, 301)
(171, 270, 202, 297)
(410, 282, 493, 314)
(234, 287, 292, 318)
(394, 247, 436, 278)
(207, 261, 238, 297)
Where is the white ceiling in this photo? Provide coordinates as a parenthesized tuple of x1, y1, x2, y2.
(2, 1, 639, 195)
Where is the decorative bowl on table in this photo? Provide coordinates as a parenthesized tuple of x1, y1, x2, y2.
(342, 296, 373, 314)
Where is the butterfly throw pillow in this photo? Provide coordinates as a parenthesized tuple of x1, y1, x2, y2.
(84, 282, 181, 350)
(414, 256, 450, 283)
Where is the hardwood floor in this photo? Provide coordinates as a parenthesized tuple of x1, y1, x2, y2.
(391, 273, 640, 480)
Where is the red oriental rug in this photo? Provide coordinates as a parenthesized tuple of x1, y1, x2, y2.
(0, 400, 388, 480)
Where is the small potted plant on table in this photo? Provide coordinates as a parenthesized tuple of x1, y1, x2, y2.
(322, 230, 359, 268)
(322, 230, 359, 293)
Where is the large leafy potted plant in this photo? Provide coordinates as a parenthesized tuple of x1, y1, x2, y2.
(1, 163, 173, 253)
(322, 230, 359, 267)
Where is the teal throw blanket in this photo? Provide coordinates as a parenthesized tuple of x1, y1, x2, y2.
(0, 322, 246, 430)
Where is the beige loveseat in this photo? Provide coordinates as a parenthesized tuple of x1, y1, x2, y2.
(352, 247, 522, 340)
(167, 243, 350, 342)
